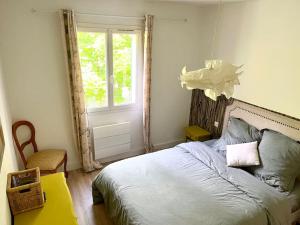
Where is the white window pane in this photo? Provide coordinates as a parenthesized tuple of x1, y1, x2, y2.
(78, 31, 108, 108)
(112, 33, 136, 106)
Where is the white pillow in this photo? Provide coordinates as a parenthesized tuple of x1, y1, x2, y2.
(226, 141, 260, 167)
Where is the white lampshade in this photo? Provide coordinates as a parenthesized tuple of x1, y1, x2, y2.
(180, 60, 242, 101)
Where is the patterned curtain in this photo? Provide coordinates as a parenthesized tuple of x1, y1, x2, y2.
(143, 15, 154, 153)
(189, 90, 233, 138)
(60, 9, 102, 172)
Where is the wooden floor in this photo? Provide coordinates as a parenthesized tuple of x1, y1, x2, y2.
(67, 170, 114, 225)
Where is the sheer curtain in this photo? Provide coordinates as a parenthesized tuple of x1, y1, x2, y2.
(60, 9, 102, 172)
(143, 15, 154, 153)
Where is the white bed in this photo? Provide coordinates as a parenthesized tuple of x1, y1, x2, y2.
(93, 99, 300, 225)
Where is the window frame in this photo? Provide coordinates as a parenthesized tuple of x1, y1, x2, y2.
(77, 25, 142, 113)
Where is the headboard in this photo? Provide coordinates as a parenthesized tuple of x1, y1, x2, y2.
(223, 100, 300, 142)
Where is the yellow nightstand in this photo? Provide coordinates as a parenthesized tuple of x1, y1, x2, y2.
(185, 126, 211, 142)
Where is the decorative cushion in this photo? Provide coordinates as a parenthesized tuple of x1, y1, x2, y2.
(185, 126, 211, 141)
(251, 130, 300, 192)
(26, 149, 66, 170)
(211, 117, 262, 156)
(226, 141, 260, 167)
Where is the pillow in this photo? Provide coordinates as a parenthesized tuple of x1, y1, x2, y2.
(211, 117, 262, 155)
(226, 141, 260, 167)
(251, 130, 300, 192)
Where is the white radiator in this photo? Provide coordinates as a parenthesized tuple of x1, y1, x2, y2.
(93, 122, 131, 160)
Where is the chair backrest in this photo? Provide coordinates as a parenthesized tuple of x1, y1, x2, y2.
(12, 120, 38, 167)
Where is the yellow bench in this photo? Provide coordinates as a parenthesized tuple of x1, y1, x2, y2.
(14, 173, 78, 225)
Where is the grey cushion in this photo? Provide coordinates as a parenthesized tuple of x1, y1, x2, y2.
(251, 130, 300, 192)
(211, 117, 262, 156)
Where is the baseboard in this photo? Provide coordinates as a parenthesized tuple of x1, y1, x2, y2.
(97, 138, 184, 164)
(67, 160, 82, 171)
(67, 150, 144, 171)
(98, 149, 144, 164)
(68, 139, 185, 170)
(153, 139, 185, 151)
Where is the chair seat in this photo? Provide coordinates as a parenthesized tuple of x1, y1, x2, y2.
(26, 150, 66, 171)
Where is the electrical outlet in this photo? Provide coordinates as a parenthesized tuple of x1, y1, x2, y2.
(214, 121, 219, 128)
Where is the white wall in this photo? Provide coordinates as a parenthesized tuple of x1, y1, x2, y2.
(2, 0, 299, 172)
(150, 3, 211, 145)
(210, 0, 300, 118)
(0, 60, 19, 225)
(0, 0, 211, 169)
(0, 0, 80, 169)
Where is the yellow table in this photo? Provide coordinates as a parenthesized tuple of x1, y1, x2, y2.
(14, 173, 78, 225)
(185, 126, 211, 141)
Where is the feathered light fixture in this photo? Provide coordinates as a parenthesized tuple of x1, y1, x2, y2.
(181, 60, 242, 101)
(180, 0, 243, 101)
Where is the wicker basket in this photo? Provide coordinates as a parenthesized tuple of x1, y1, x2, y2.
(7, 167, 44, 215)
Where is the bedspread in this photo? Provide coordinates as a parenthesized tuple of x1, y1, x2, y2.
(92, 142, 291, 225)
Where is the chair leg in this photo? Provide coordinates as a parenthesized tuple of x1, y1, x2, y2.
(64, 153, 68, 178)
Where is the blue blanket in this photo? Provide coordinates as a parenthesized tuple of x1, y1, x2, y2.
(92, 142, 291, 225)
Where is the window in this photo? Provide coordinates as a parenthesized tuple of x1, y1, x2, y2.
(78, 31, 108, 108)
(78, 28, 139, 110)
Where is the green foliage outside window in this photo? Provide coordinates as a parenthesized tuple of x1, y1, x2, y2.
(78, 32, 107, 108)
(78, 31, 135, 108)
(113, 33, 134, 105)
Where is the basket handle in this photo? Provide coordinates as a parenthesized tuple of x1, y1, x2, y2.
(19, 188, 31, 193)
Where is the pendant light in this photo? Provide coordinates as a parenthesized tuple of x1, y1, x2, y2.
(180, 0, 243, 101)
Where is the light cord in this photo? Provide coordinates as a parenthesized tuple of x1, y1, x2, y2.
(210, 0, 223, 60)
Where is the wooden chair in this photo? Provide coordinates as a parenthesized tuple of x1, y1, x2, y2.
(12, 120, 68, 178)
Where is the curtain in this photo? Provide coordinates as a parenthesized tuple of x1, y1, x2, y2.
(60, 9, 102, 172)
(189, 90, 233, 138)
(143, 15, 154, 153)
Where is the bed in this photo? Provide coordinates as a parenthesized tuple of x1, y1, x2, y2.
(92, 100, 300, 225)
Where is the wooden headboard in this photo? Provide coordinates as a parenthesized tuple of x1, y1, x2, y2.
(223, 100, 300, 142)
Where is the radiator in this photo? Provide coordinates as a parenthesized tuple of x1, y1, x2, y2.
(93, 122, 131, 160)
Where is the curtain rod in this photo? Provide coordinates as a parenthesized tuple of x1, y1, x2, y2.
(30, 8, 188, 22)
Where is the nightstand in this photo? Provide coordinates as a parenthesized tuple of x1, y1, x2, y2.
(185, 126, 211, 142)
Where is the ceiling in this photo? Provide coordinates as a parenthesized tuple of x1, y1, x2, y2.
(149, 0, 246, 5)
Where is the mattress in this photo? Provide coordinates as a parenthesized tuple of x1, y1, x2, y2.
(92, 141, 291, 225)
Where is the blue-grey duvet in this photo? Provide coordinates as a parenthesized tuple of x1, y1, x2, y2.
(92, 142, 291, 225)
